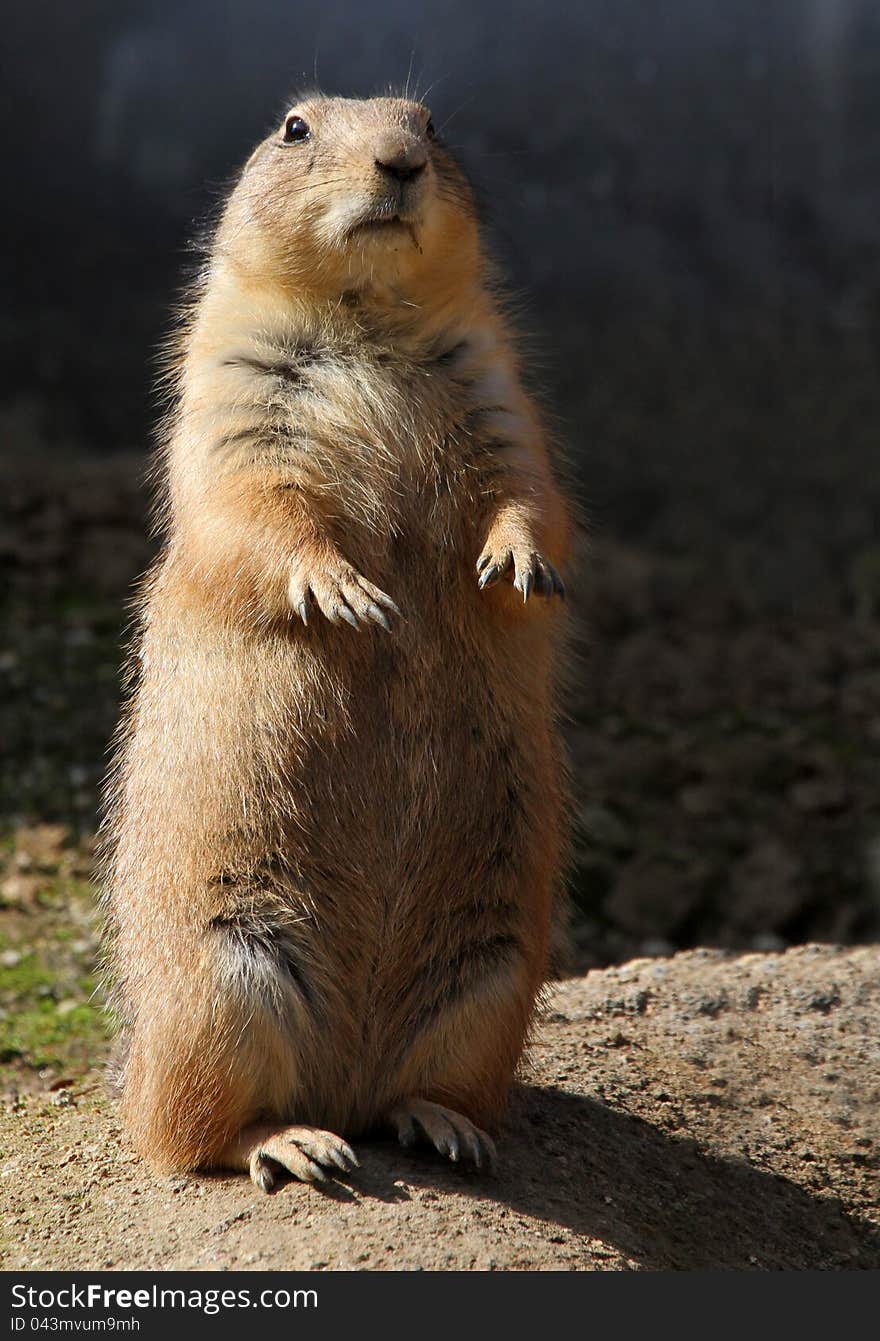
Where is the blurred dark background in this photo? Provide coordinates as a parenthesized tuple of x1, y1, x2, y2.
(3, 0, 880, 969)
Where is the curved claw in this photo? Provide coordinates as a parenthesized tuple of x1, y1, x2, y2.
(518, 554, 566, 603)
(438, 1131, 460, 1162)
(369, 590, 402, 616)
(388, 1099, 496, 1174)
(295, 1155, 328, 1184)
(364, 602, 391, 632)
(459, 1126, 484, 1169)
(290, 555, 400, 631)
(520, 569, 533, 602)
(251, 1154, 276, 1194)
(542, 562, 565, 599)
(397, 1116, 417, 1149)
(241, 1124, 360, 1192)
(478, 545, 563, 604)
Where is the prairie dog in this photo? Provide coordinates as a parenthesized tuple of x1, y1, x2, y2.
(101, 94, 571, 1190)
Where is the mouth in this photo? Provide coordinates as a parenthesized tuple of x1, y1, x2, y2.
(346, 214, 409, 239)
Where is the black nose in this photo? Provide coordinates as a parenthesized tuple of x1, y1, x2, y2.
(374, 135, 427, 183)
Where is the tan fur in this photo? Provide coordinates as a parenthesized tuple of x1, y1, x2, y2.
(100, 94, 572, 1181)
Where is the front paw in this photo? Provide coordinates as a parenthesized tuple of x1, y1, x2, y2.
(288, 553, 400, 630)
(476, 544, 565, 602)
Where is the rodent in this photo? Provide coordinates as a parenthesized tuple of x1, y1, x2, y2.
(100, 93, 572, 1190)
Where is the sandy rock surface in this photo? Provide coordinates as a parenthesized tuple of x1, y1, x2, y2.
(2, 945, 877, 1271)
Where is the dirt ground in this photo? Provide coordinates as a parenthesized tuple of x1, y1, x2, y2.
(1, 944, 877, 1272)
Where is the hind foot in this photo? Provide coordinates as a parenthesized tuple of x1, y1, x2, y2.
(228, 1123, 359, 1192)
(388, 1098, 497, 1171)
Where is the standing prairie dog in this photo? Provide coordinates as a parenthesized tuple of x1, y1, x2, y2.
(101, 94, 571, 1191)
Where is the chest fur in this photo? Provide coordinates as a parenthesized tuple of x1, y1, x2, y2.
(228, 343, 496, 538)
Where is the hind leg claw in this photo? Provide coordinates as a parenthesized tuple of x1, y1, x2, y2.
(388, 1098, 497, 1171)
(227, 1123, 359, 1192)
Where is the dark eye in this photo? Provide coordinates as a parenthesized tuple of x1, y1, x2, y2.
(425, 118, 436, 140)
(283, 115, 310, 144)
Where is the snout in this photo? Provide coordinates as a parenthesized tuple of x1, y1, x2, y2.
(373, 132, 428, 184)
(332, 116, 436, 241)
(369, 131, 429, 219)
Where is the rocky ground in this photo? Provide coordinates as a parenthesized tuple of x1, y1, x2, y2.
(1, 945, 877, 1271)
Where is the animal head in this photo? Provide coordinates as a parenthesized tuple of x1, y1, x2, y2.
(216, 95, 481, 304)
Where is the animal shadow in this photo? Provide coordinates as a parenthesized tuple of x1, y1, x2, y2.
(395, 1084, 879, 1270)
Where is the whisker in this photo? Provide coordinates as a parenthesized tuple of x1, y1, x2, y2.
(438, 93, 478, 135)
(416, 71, 448, 106)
